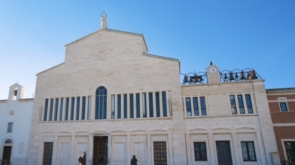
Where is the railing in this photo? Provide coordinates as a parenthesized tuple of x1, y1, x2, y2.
(220, 68, 262, 82)
(181, 72, 207, 85)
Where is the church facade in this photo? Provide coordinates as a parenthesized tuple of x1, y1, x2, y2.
(27, 19, 279, 165)
(0, 83, 34, 165)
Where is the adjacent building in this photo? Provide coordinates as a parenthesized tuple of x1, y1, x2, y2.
(267, 88, 295, 164)
(26, 17, 280, 165)
(0, 83, 34, 165)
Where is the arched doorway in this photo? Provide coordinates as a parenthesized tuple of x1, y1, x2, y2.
(2, 139, 12, 164)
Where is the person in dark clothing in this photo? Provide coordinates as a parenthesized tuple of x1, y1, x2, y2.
(131, 155, 137, 165)
(78, 151, 86, 165)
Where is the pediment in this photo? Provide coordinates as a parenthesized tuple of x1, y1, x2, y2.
(59, 131, 71, 134)
(75, 131, 89, 134)
(112, 130, 127, 134)
(189, 128, 207, 133)
(43, 131, 55, 134)
(236, 127, 256, 132)
(130, 130, 147, 134)
(212, 128, 231, 132)
(151, 129, 167, 134)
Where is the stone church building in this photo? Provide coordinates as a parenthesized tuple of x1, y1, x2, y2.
(27, 17, 279, 165)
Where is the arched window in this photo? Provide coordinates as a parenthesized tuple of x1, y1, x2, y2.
(95, 86, 107, 119)
(5, 139, 12, 144)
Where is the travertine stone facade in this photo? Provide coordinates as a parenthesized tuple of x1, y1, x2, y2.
(27, 27, 278, 165)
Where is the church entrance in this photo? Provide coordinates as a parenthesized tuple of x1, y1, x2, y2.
(93, 136, 108, 165)
(153, 142, 167, 165)
(2, 146, 12, 165)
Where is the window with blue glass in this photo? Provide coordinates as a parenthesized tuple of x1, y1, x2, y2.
(142, 93, 147, 118)
(49, 99, 54, 121)
(65, 98, 69, 120)
(245, 94, 253, 113)
(71, 97, 75, 120)
(136, 93, 140, 118)
(186, 97, 192, 116)
(44, 99, 49, 121)
(200, 97, 207, 115)
(95, 86, 107, 119)
(76, 97, 80, 120)
(155, 92, 160, 117)
(81, 97, 86, 120)
(280, 102, 288, 112)
(117, 95, 121, 119)
(59, 98, 64, 120)
(193, 97, 199, 116)
(54, 98, 59, 121)
(162, 92, 167, 117)
(124, 94, 127, 118)
(230, 95, 237, 114)
(149, 93, 154, 117)
(130, 94, 134, 118)
(237, 95, 245, 114)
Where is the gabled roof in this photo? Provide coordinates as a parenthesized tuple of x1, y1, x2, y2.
(65, 28, 148, 52)
(143, 53, 179, 62)
(9, 83, 25, 88)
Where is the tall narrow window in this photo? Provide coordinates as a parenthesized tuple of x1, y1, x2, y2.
(194, 142, 207, 161)
(241, 141, 256, 161)
(44, 99, 49, 121)
(54, 98, 59, 121)
(193, 97, 199, 116)
(186, 97, 192, 116)
(49, 99, 54, 121)
(65, 98, 69, 120)
(117, 95, 121, 119)
(136, 93, 140, 118)
(59, 98, 64, 120)
(149, 92, 154, 117)
(156, 92, 160, 117)
(70, 97, 75, 120)
(200, 97, 207, 115)
(82, 97, 86, 120)
(245, 94, 253, 113)
(7, 123, 13, 132)
(130, 94, 134, 118)
(87, 96, 91, 120)
(142, 93, 147, 118)
(124, 94, 127, 118)
(111, 95, 115, 119)
(237, 95, 245, 114)
(76, 97, 80, 120)
(95, 86, 107, 119)
(162, 92, 167, 117)
(230, 95, 237, 114)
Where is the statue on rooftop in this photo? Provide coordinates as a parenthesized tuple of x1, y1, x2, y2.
(101, 12, 107, 29)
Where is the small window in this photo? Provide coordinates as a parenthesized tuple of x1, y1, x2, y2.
(230, 95, 237, 114)
(149, 93, 154, 117)
(7, 123, 13, 132)
(194, 142, 207, 161)
(155, 92, 160, 117)
(280, 102, 288, 112)
(241, 141, 256, 161)
(124, 94, 128, 118)
(130, 94, 134, 118)
(142, 93, 147, 118)
(76, 97, 80, 120)
(186, 98, 192, 116)
(136, 93, 140, 118)
(162, 92, 167, 117)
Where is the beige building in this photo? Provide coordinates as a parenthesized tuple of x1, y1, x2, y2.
(27, 17, 279, 165)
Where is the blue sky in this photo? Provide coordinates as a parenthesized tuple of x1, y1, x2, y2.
(0, 0, 294, 99)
